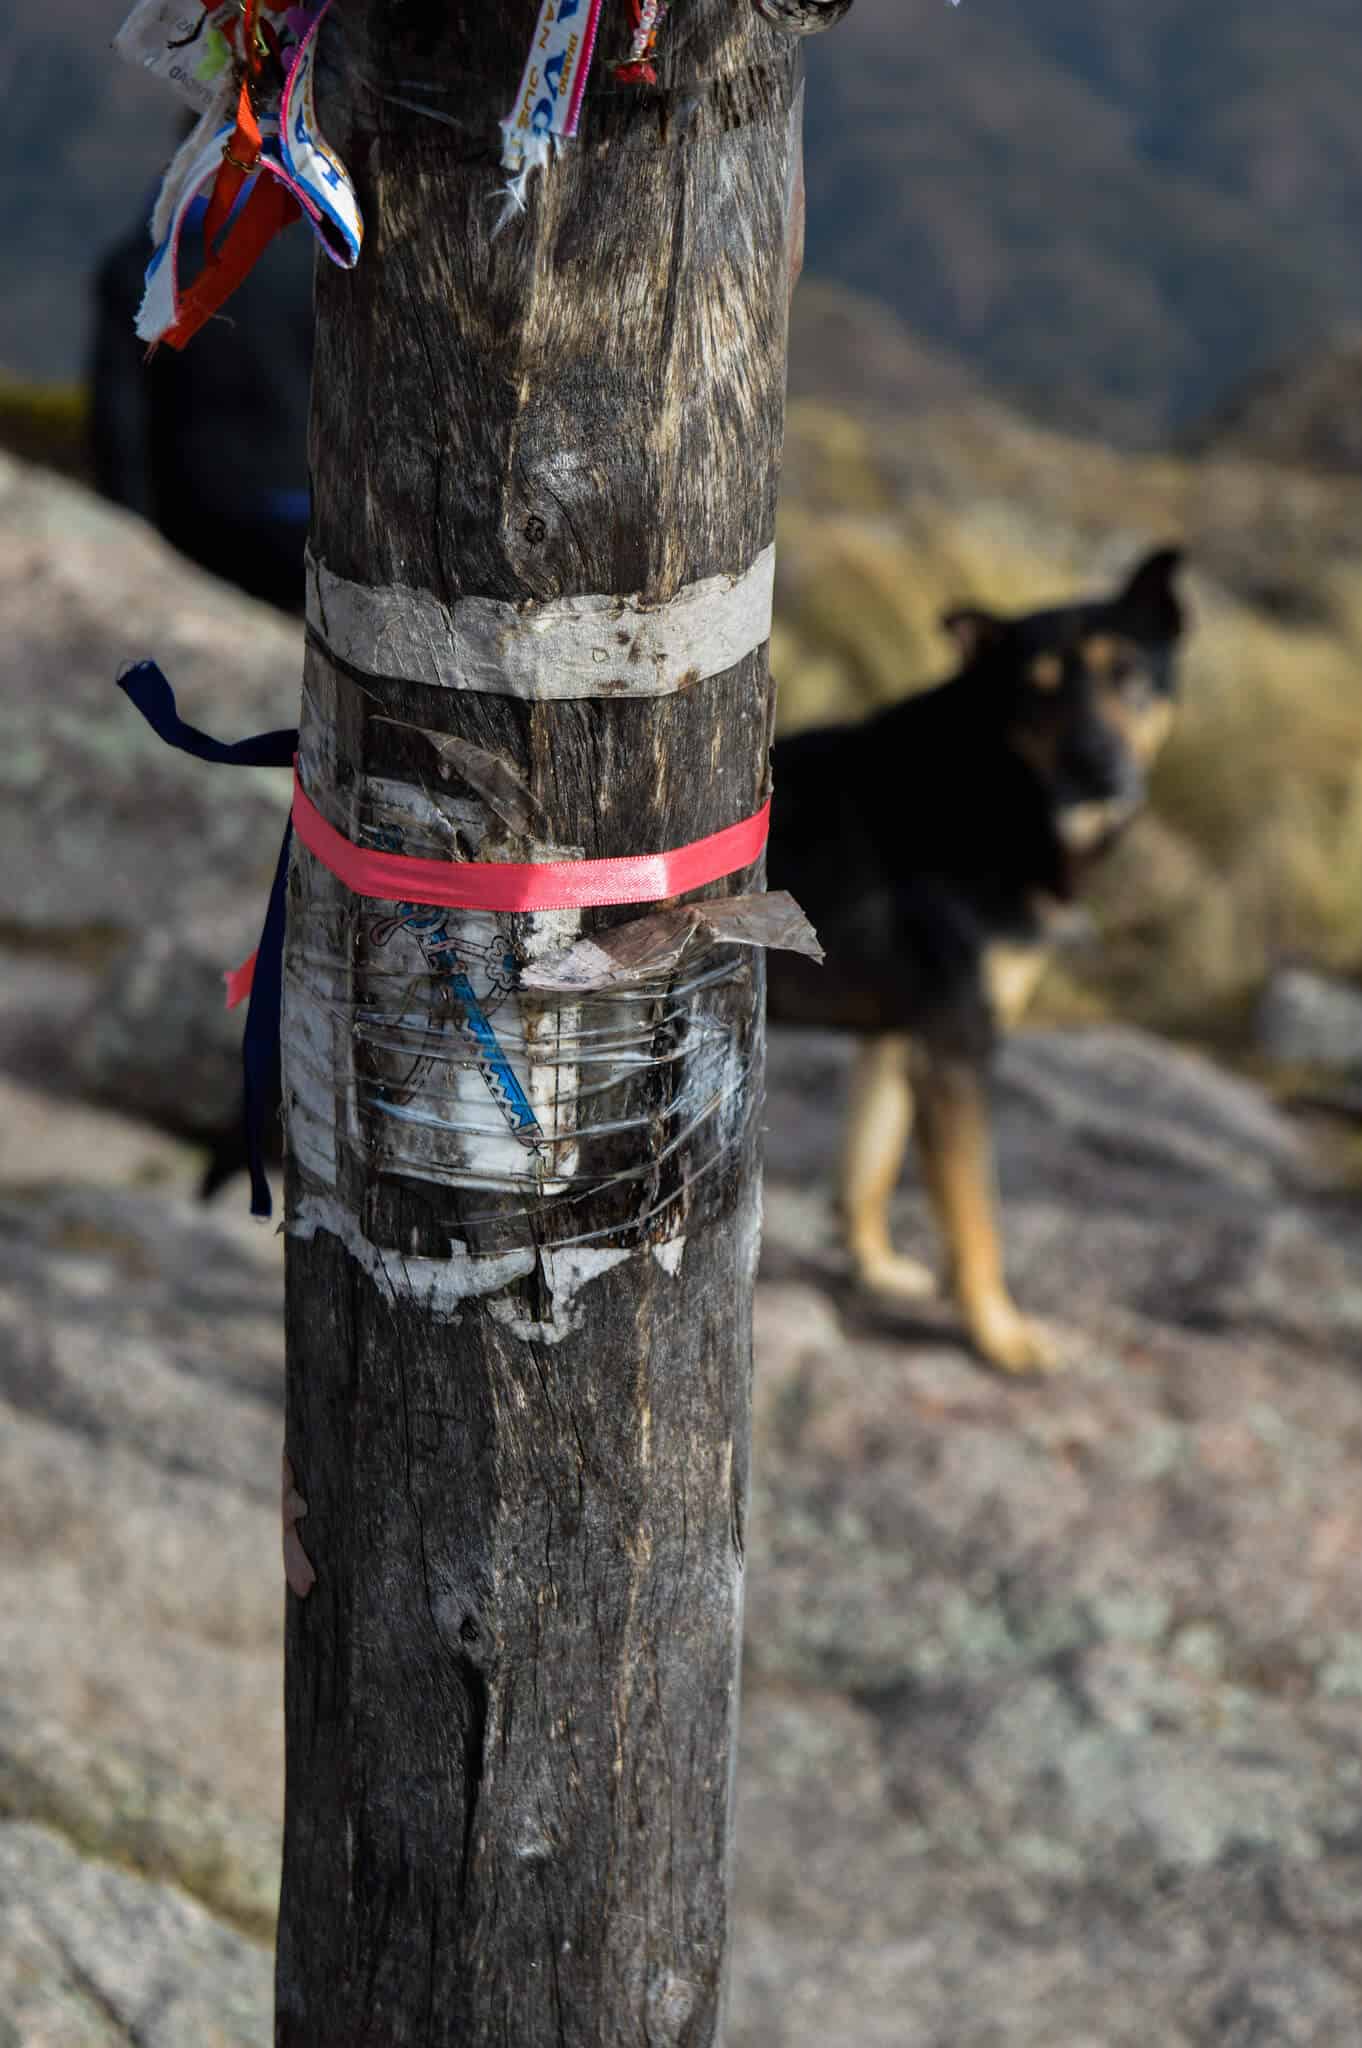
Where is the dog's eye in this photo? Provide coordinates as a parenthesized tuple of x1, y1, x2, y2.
(1027, 653, 1065, 692)
(1110, 658, 1153, 705)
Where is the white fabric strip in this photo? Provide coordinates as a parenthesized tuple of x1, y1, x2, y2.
(306, 545, 776, 701)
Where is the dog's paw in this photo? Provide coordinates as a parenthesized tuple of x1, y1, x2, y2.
(966, 1296, 1064, 1376)
(857, 1251, 938, 1303)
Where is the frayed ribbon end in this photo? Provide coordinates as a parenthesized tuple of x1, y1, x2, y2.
(494, 128, 554, 235)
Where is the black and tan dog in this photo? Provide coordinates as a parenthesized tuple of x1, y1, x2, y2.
(767, 548, 1186, 1373)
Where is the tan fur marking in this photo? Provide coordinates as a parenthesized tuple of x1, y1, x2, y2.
(913, 1059, 1060, 1373)
(984, 942, 1051, 1030)
(1080, 633, 1126, 679)
(1124, 694, 1175, 769)
(841, 1035, 935, 1300)
(1093, 687, 1175, 774)
(1028, 652, 1064, 692)
(1055, 797, 1138, 853)
(1085, 632, 1177, 774)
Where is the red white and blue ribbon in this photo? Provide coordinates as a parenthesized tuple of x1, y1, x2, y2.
(278, 0, 363, 267)
(499, 0, 607, 216)
(138, 112, 287, 343)
(121, 0, 361, 347)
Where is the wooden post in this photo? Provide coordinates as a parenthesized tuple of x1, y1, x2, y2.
(272, 2, 838, 2040)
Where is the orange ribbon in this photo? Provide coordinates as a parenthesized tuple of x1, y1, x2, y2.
(161, 169, 299, 351)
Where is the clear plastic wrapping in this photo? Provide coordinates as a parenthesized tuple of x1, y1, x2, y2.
(281, 699, 814, 1256)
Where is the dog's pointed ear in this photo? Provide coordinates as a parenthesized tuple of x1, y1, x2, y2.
(1118, 546, 1185, 639)
(941, 605, 1009, 664)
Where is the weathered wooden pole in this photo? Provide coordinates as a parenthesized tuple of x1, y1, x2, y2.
(273, 2, 843, 2039)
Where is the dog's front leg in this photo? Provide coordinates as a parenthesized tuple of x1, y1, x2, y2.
(841, 1034, 936, 1301)
(913, 1054, 1061, 1374)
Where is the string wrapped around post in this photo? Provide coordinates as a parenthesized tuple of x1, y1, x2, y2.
(114, 661, 817, 1225)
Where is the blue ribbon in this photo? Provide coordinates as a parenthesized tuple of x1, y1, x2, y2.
(118, 660, 296, 1217)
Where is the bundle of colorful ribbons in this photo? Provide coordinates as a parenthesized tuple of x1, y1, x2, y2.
(117, 0, 675, 344)
(116, 0, 363, 348)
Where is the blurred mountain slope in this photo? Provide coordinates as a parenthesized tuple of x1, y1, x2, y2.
(7, 0, 1362, 444)
(1189, 330, 1362, 476)
(801, 0, 1362, 439)
(0, 0, 178, 381)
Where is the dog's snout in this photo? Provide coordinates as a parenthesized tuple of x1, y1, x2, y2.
(1058, 714, 1141, 805)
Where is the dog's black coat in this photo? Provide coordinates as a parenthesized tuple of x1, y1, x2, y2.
(766, 550, 1185, 1058)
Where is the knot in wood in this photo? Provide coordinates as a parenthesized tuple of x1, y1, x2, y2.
(750, 0, 855, 33)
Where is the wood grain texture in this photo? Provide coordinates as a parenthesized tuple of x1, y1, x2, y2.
(276, 4, 800, 2042)
(750, 0, 855, 35)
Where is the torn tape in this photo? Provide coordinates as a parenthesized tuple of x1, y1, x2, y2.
(289, 801, 575, 1198)
(405, 728, 550, 839)
(306, 545, 776, 699)
(281, 1453, 316, 1597)
(520, 892, 822, 993)
(289, 1193, 634, 1343)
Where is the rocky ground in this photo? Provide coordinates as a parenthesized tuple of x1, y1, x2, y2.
(4, 1028, 1362, 2045)
(743, 1029, 1362, 2047)
(4, 461, 1362, 2044)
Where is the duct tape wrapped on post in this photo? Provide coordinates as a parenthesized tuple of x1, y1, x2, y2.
(282, 629, 820, 1309)
(116, 530, 820, 1310)
(107, 0, 842, 1321)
